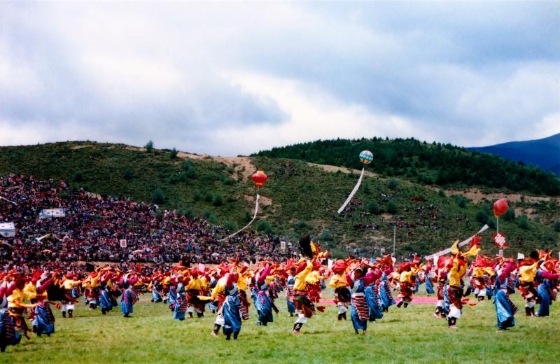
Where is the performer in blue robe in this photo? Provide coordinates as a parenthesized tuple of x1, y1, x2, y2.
(151, 279, 163, 303)
(173, 280, 187, 321)
(252, 281, 273, 326)
(32, 294, 55, 336)
(535, 264, 559, 317)
(425, 271, 435, 296)
(365, 281, 383, 322)
(222, 282, 242, 340)
(167, 286, 177, 311)
(494, 260, 518, 331)
(286, 269, 296, 317)
(377, 272, 395, 312)
(99, 284, 114, 315)
(348, 267, 368, 334)
(0, 312, 21, 352)
(121, 282, 138, 318)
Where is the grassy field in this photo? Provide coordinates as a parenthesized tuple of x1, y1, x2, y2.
(3, 288, 560, 364)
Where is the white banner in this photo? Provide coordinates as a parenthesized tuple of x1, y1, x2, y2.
(338, 167, 365, 214)
(424, 224, 489, 260)
(0, 222, 16, 237)
(218, 193, 260, 242)
(0, 196, 17, 205)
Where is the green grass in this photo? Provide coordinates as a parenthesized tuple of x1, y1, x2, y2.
(4, 290, 560, 363)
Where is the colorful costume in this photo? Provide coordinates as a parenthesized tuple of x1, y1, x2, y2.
(329, 259, 350, 321)
(286, 268, 297, 317)
(494, 259, 518, 330)
(535, 259, 560, 317)
(446, 254, 467, 329)
(424, 264, 435, 296)
(292, 259, 315, 334)
(378, 271, 396, 313)
(396, 262, 416, 308)
(120, 281, 138, 318)
(251, 264, 274, 326)
(348, 267, 368, 334)
(59, 274, 81, 318)
(364, 266, 384, 322)
(518, 253, 540, 317)
(222, 274, 242, 340)
(32, 292, 55, 336)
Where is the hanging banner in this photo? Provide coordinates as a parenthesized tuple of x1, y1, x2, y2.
(337, 150, 373, 214)
(425, 224, 489, 260)
(218, 194, 260, 242)
(338, 168, 365, 214)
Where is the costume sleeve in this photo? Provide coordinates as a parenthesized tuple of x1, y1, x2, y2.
(38, 276, 55, 294)
(498, 260, 516, 283)
(540, 271, 560, 280)
(345, 273, 354, 287)
(226, 273, 237, 289)
(258, 265, 271, 284)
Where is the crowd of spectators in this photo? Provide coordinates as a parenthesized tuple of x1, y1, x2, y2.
(0, 174, 296, 274)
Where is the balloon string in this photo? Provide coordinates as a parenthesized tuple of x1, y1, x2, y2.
(218, 193, 260, 242)
(337, 168, 365, 214)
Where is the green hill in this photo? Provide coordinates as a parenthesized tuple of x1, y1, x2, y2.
(0, 140, 558, 258)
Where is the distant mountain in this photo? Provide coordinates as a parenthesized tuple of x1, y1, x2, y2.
(468, 133, 560, 177)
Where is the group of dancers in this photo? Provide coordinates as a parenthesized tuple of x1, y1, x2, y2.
(1, 236, 559, 352)
(0, 266, 139, 351)
(423, 239, 559, 331)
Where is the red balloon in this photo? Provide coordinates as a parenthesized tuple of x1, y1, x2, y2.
(252, 170, 267, 188)
(493, 198, 509, 217)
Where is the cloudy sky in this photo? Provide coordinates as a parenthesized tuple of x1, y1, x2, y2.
(1, 1, 558, 157)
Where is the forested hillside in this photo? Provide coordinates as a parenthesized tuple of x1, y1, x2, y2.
(254, 137, 560, 196)
(0, 141, 559, 259)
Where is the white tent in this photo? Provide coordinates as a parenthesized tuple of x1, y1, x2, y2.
(0, 222, 16, 237)
(39, 208, 66, 218)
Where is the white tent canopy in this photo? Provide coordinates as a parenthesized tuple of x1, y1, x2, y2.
(0, 222, 16, 237)
(39, 208, 66, 218)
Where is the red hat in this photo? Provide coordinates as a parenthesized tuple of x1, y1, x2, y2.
(398, 262, 410, 273)
(189, 268, 200, 277)
(284, 259, 295, 271)
(7, 269, 22, 280)
(312, 260, 323, 271)
(331, 260, 348, 275)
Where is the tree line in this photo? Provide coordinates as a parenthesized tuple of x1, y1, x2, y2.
(254, 137, 560, 196)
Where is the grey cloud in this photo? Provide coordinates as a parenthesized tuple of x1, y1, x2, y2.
(0, 1, 558, 155)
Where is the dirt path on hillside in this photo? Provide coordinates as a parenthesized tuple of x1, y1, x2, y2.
(443, 188, 555, 204)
